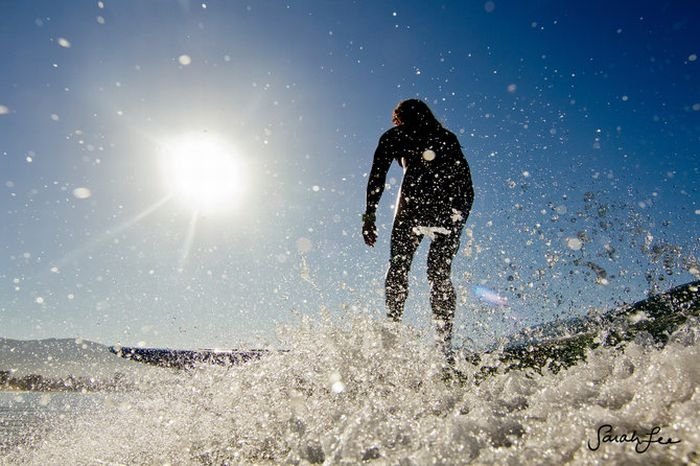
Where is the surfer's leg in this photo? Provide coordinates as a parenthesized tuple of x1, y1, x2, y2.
(386, 218, 422, 321)
(427, 226, 463, 358)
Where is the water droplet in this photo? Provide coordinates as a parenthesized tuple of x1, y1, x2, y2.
(296, 237, 313, 254)
(566, 237, 583, 251)
(73, 187, 92, 199)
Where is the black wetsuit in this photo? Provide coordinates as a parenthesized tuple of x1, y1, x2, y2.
(366, 124, 474, 352)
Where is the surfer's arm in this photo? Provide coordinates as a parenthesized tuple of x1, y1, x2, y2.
(453, 135, 474, 215)
(365, 133, 395, 217)
(461, 156, 474, 214)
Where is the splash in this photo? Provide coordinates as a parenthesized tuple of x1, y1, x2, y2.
(5, 314, 698, 465)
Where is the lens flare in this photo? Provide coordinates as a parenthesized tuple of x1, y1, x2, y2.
(473, 285, 509, 307)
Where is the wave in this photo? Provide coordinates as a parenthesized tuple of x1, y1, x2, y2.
(6, 311, 698, 465)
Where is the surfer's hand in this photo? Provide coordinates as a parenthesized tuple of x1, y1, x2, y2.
(363, 221, 377, 246)
(362, 213, 377, 247)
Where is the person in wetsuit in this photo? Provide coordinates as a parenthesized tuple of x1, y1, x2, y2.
(362, 99, 474, 359)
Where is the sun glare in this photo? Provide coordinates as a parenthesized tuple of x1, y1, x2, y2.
(161, 133, 246, 214)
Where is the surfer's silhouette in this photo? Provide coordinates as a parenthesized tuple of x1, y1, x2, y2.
(363, 99, 474, 362)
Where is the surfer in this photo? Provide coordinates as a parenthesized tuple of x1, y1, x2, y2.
(362, 99, 474, 362)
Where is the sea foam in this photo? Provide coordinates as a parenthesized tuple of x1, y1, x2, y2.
(6, 314, 699, 465)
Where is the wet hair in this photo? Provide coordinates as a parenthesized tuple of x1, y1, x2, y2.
(392, 99, 443, 130)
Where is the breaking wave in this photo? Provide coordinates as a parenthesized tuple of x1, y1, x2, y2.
(6, 313, 699, 465)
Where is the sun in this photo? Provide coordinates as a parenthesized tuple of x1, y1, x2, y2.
(161, 133, 246, 214)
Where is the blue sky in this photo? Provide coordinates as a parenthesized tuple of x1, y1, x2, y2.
(1, 1, 698, 349)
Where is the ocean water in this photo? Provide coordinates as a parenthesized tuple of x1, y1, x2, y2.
(2, 315, 698, 465)
(0, 391, 105, 458)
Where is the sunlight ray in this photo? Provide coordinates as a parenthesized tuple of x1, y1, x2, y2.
(55, 195, 172, 267)
(177, 211, 200, 271)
